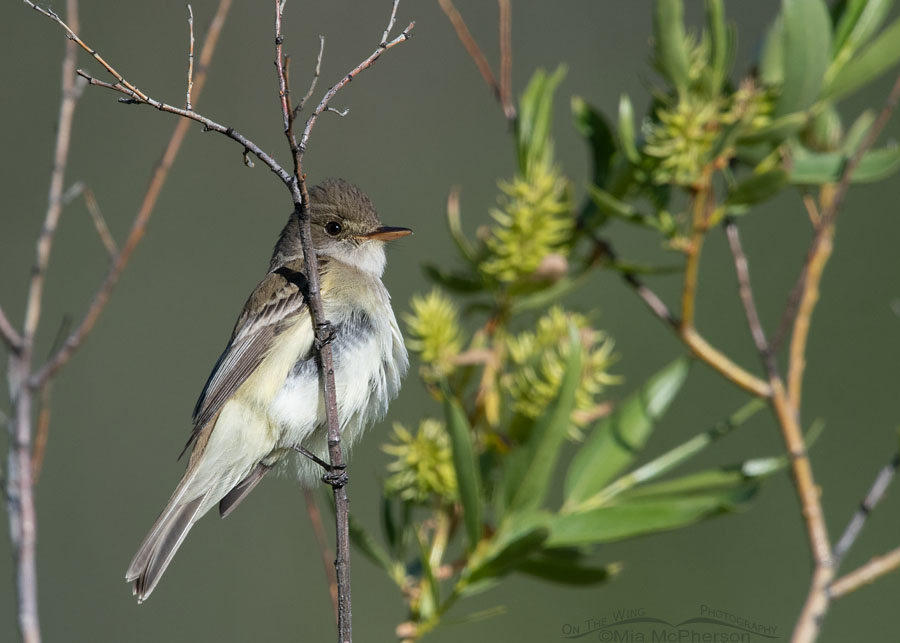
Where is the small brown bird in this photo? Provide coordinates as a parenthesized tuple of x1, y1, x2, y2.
(126, 179, 411, 601)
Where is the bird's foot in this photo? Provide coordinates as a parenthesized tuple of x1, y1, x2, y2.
(314, 320, 334, 350)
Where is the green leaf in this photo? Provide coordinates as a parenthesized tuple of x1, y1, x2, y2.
(572, 95, 616, 188)
(824, 16, 900, 100)
(576, 398, 766, 511)
(443, 391, 484, 550)
(654, 0, 691, 95)
(760, 17, 785, 86)
(618, 94, 640, 163)
(790, 145, 900, 184)
(516, 66, 567, 178)
(461, 519, 549, 593)
(618, 466, 772, 500)
(725, 169, 790, 213)
(516, 550, 621, 586)
(564, 358, 691, 508)
(737, 112, 808, 145)
(547, 483, 759, 547)
(504, 325, 583, 514)
(587, 185, 669, 232)
(830, 0, 894, 77)
(841, 109, 876, 154)
(705, 0, 731, 95)
(775, 0, 832, 117)
(348, 510, 401, 580)
(446, 189, 478, 265)
(423, 264, 484, 293)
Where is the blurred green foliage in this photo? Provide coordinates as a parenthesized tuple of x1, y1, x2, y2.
(344, 0, 900, 639)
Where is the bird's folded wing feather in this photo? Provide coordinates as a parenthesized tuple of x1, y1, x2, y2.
(184, 261, 309, 453)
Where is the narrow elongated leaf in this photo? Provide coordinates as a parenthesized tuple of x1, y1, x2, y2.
(705, 0, 730, 95)
(348, 510, 401, 579)
(516, 66, 566, 178)
(443, 391, 483, 550)
(725, 169, 790, 213)
(461, 520, 549, 593)
(516, 550, 621, 586)
(654, 0, 691, 95)
(572, 95, 616, 188)
(618, 94, 640, 163)
(564, 358, 691, 508)
(504, 326, 582, 513)
(573, 398, 766, 512)
(824, 16, 900, 100)
(830, 0, 894, 73)
(841, 109, 876, 154)
(547, 484, 759, 547)
(775, 0, 832, 116)
(588, 186, 666, 231)
(737, 112, 807, 145)
(760, 17, 785, 86)
(790, 145, 900, 184)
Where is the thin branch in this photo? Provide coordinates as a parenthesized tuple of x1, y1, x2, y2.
(787, 223, 832, 409)
(303, 489, 339, 624)
(832, 451, 899, 570)
(775, 72, 900, 354)
(829, 546, 900, 599)
(437, 0, 502, 104)
(294, 35, 325, 117)
(0, 305, 22, 353)
(8, 2, 81, 641)
(497, 0, 515, 121)
(622, 272, 771, 398)
(31, 0, 235, 388)
(83, 187, 118, 256)
(30, 382, 53, 484)
(275, 3, 413, 642)
(381, 0, 400, 46)
(185, 4, 195, 111)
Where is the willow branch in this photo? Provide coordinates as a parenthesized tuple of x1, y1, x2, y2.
(622, 272, 770, 397)
(438, 0, 502, 106)
(31, 0, 234, 388)
(829, 546, 900, 599)
(0, 306, 21, 353)
(497, 0, 515, 121)
(832, 451, 899, 570)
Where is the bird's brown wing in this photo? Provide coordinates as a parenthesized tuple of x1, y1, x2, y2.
(182, 261, 310, 456)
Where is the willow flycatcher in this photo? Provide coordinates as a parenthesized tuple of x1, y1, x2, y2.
(126, 179, 411, 601)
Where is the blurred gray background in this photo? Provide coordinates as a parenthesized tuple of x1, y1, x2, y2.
(1, 1, 898, 641)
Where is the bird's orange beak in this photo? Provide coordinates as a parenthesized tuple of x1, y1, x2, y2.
(360, 226, 413, 241)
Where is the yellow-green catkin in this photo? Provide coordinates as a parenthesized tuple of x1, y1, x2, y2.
(506, 307, 618, 440)
(383, 420, 457, 504)
(404, 289, 464, 379)
(479, 161, 573, 284)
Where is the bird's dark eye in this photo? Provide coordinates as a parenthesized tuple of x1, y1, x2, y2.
(325, 221, 343, 236)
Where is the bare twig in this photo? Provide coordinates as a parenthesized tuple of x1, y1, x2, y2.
(7, 3, 82, 641)
(829, 546, 900, 599)
(30, 382, 53, 483)
(294, 36, 325, 117)
(381, 0, 400, 46)
(83, 187, 118, 256)
(185, 4, 195, 111)
(30, 0, 234, 388)
(303, 489, 339, 624)
(0, 305, 22, 353)
(832, 451, 899, 570)
(497, 0, 515, 121)
(438, 0, 502, 105)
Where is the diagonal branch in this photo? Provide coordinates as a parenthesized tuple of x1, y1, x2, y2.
(31, 0, 234, 388)
(0, 305, 22, 353)
(832, 451, 899, 570)
(829, 545, 900, 599)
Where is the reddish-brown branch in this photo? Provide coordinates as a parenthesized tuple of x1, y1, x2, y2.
(438, 0, 502, 105)
(303, 489, 339, 623)
(31, 0, 234, 388)
(498, 0, 515, 121)
(0, 305, 22, 353)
